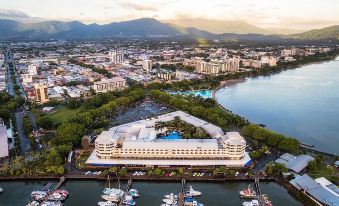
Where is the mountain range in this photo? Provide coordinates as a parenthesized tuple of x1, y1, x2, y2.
(0, 18, 338, 41)
(165, 19, 303, 35)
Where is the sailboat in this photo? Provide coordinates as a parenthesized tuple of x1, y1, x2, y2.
(101, 176, 124, 203)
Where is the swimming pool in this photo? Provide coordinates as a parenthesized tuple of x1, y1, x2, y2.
(159, 131, 182, 139)
(168, 90, 212, 99)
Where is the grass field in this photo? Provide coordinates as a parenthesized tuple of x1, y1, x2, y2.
(50, 107, 82, 124)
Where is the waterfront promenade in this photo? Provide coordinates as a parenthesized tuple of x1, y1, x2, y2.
(0, 174, 275, 182)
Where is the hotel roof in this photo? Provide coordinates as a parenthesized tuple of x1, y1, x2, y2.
(275, 153, 314, 173)
(95, 111, 225, 145)
(122, 139, 219, 150)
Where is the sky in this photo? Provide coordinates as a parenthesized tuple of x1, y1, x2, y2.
(0, 0, 338, 30)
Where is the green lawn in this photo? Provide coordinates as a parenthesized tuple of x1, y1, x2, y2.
(50, 107, 81, 124)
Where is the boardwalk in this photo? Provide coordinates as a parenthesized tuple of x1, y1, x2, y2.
(54, 176, 66, 190)
(118, 179, 133, 206)
(178, 179, 186, 206)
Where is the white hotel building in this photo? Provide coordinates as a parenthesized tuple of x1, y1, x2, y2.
(195, 58, 240, 75)
(109, 50, 124, 64)
(86, 111, 251, 168)
(93, 77, 127, 93)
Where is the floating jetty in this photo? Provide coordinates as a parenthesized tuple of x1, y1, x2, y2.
(240, 178, 273, 206)
(27, 177, 68, 206)
(118, 179, 133, 206)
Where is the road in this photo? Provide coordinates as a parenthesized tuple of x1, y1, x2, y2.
(15, 111, 32, 154)
(5, 49, 33, 154)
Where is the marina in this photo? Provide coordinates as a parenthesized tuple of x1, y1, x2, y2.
(27, 177, 68, 206)
(0, 180, 302, 206)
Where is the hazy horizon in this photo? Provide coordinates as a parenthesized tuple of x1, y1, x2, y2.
(0, 0, 338, 31)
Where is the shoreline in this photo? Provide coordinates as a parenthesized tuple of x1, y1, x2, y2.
(213, 55, 339, 99)
(212, 56, 339, 156)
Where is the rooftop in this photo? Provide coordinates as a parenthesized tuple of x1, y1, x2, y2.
(290, 174, 339, 206)
(95, 111, 225, 145)
(275, 153, 314, 173)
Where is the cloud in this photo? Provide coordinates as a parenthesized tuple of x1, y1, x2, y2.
(0, 9, 30, 19)
(120, 2, 159, 11)
(119, 2, 159, 11)
(0, 9, 45, 23)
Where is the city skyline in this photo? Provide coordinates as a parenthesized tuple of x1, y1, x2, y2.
(0, 0, 338, 30)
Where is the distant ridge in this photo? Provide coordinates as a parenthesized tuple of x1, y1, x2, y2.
(289, 25, 339, 40)
(0, 18, 337, 41)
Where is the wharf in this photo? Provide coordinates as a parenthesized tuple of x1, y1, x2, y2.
(118, 179, 133, 206)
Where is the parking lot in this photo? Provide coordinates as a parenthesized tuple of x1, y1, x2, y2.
(110, 99, 174, 126)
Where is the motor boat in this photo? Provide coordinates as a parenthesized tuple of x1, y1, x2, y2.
(242, 200, 259, 206)
(31, 191, 48, 201)
(26, 201, 40, 206)
(98, 201, 117, 206)
(122, 195, 136, 206)
(128, 189, 139, 198)
(0, 187, 3, 193)
(185, 186, 202, 197)
(40, 201, 63, 206)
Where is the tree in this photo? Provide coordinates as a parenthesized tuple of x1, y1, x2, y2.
(266, 133, 284, 147)
(0, 108, 9, 120)
(266, 163, 288, 176)
(250, 151, 261, 160)
(45, 148, 63, 167)
(73, 112, 93, 127)
(56, 144, 73, 158)
(278, 137, 299, 154)
(178, 167, 185, 176)
(68, 98, 81, 109)
(37, 116, 53, 129)
(154, 168, 165, 176)
(119, 168, 127, 176)
(109, 167, 118, 174)
(56, 122, 86, 146)
(14, 96, 25, 107)
(193, 127, 207, 139)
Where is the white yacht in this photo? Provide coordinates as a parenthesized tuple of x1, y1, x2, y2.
(242, 200, 259, 206)
(102, 175, 124, 202)
(163, 193, 178, 205)
(128, 189, 139, 198)
(40, 201, 63, 206)
(101, 190, 124, 203)
(31, 191, 48, 201)
(26, 201, 40, 206)
(98, 201, 117, 206)
(0, 187, 3, 193)
(122, 195, 136, 206)
(185, 186, 202, 197)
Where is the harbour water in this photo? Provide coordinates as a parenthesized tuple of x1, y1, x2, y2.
(0, 180, 302, 206)
(216, 57, 339, 154)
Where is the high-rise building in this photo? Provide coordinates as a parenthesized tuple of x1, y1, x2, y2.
(93, 77, 127, 93)
(28, 64, 38, 75)
(195, 58, 240, 75)
(34, 82, 48, 103)
(109, 50, 124, 64)
(142, 59, 152, 73)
